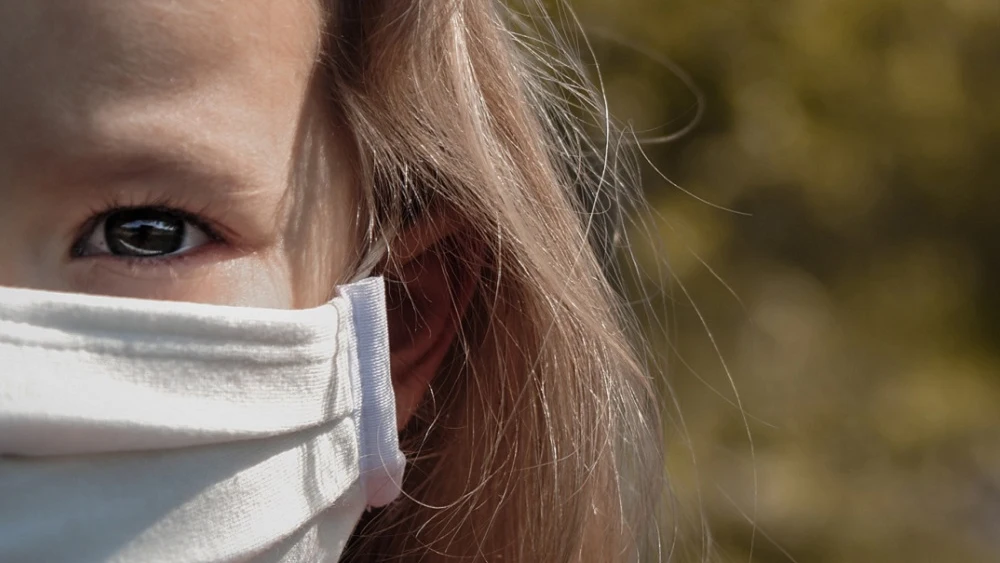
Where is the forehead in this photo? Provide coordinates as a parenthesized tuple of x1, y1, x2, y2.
(0, 0, 323, 87)
(0, 0, 324, 164)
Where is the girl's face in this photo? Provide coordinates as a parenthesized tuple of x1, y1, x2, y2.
(0, 0, 355, 308)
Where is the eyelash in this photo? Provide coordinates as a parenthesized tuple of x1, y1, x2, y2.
(69, 195, 227, 265)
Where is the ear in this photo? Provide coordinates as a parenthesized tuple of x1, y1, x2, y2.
(383, 213, 480, 430)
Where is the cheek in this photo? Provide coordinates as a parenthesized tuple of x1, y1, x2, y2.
(67, 251, 298, 308)
(207, 255, 298, 307)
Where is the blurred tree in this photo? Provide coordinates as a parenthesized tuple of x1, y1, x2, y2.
(545, 0, 1000, 561)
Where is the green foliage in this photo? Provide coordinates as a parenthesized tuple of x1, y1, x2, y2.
(567, 0, 1000, 560)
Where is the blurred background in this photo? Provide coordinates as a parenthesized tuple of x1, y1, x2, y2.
(559, 0, 999, 561)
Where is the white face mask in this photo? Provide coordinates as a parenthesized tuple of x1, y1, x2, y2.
(0, 277, 405, 563)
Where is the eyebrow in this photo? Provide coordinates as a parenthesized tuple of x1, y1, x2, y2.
(24, 140, 271, 202)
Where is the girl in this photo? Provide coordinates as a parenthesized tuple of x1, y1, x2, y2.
(0, 0, 664, 561)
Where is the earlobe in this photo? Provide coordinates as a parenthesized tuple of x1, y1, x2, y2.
(383, 217, 480, 430)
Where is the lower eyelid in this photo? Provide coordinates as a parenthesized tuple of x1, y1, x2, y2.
(72, 242, 229, 282)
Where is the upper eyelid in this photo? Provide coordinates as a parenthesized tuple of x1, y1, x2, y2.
(40, 144, 267, 226)
(40, 145, 258, 199)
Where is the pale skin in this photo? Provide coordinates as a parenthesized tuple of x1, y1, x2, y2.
(0, 0, 435, 427)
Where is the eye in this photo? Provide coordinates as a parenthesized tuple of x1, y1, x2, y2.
(74, 207, 214, 259)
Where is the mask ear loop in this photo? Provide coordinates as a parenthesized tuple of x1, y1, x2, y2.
(348, 235, 390, 284)
(344, 196, 390, 284)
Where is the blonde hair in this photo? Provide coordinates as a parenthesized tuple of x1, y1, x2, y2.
(319, 1, 664, 560)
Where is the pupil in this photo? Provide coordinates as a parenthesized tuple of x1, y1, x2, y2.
(105, 209, 185, 257)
